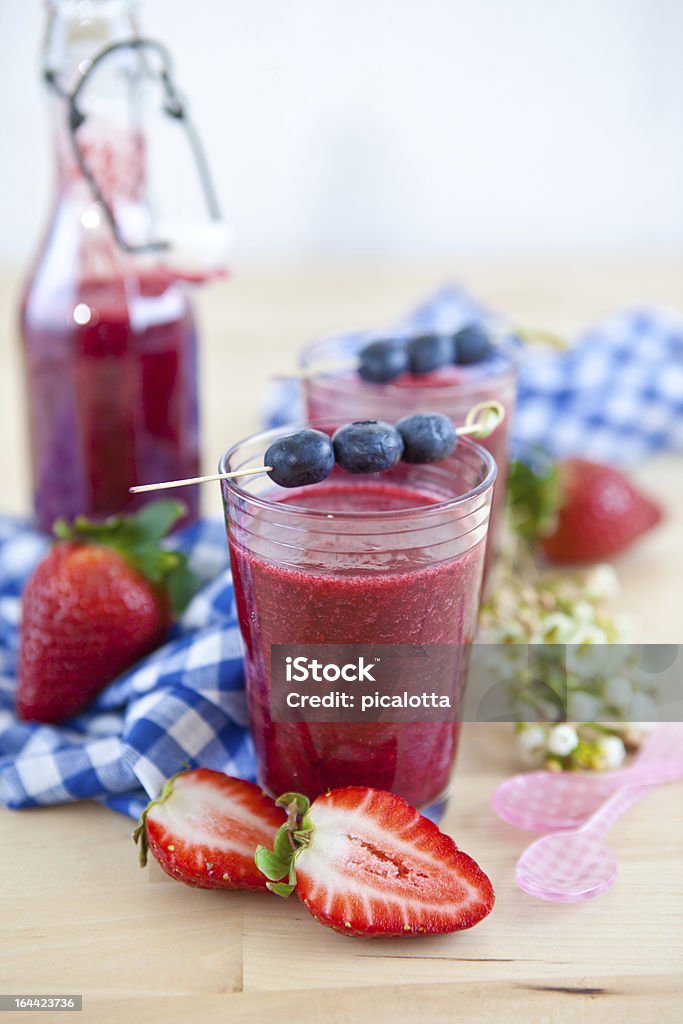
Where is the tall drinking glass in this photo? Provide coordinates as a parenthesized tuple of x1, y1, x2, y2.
(220, 424, 496, 813)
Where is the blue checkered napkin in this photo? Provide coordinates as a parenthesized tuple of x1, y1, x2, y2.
(263, 285, 683, 466)
(0, 517, 254, 821)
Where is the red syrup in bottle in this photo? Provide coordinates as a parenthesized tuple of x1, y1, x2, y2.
(21, 2, 206, 531)
(21, 268, 200, 532)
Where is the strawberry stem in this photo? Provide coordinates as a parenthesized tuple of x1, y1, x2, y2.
(254, 790, 313, 897)
(133, 768, 189, 867)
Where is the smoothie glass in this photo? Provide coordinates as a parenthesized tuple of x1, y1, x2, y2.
(300, 333, 517, 579)
(220, 424, 496, 814)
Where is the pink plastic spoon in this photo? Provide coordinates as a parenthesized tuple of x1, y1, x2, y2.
(515, 783, 659, 902)
(492, 723, 683, 832)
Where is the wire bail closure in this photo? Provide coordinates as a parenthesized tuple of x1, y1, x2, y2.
(43, 37, 222, 255)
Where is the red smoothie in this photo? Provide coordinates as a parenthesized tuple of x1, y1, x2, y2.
(226, 473, 489, 808)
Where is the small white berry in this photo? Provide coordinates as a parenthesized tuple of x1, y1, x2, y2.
(604, 675, 633, 710)
(538, 613, 576, 644)
(567, 691, 602, 722)
(567, 624, 610, 646)
(518, 725, 547, 754)
(573, 600, 595, 624)
(584, 564, 620, 600)
(628, 692, 658, 721)
(598, 735, 626, 770)
(547, 724, 579, 757)
(565, 636, 615, 678)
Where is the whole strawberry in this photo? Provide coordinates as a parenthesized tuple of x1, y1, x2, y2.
(17, 500, 195, 724)
(508, 455, 662, 564)
(540, 458, 662, 564)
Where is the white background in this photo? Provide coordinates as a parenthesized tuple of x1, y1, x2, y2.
(1, 0, 682, 263)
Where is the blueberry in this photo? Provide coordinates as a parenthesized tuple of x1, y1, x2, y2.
(358, 340, 409, 383)
(405, 332, 455, 375)
(453, 324, 492, 365)
(396, 412, 457, 463)
(332, 420, 404, 474)
(265, 429, 335, 488)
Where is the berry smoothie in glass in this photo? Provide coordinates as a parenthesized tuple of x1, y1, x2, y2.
(300, 331, 516, 580)
(221, 423, 496, 813)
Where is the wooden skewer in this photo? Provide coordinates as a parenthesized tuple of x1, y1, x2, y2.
(459, 399, 505, 437)
(129, 466, 273, 493)
(272, 361, 357, 381)
(129, 401, 505, 495)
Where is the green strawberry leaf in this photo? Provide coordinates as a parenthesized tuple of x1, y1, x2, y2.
(52, 501, 198, 617)
(255, 797, 313, 897)
(507, 455, 561, 543)
(276, 792, 310, 818)
(130, 500, 187, 543)
(164, 561, 198, 616)
(268, 858, 298, 897)
(131, 817, 149, 866)
(254, 843, 290, 882)
(273, 822, 294, 862)
(266, 881, 296, 898)
(133, 768, 187, 867)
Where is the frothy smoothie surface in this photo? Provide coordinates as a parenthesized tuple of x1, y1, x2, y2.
(277, 479, 445, 512)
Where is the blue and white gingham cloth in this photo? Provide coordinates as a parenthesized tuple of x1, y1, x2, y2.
(2, 284, 682, 821)
(0, 517, 253, 820)
(264, 285, 683, 465)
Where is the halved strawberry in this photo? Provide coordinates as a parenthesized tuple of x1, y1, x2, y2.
(134, 769, 285, 891)
(256, 787, 495, 937)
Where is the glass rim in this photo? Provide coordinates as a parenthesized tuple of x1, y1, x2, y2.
(219, 423, 497, 521)
(299, 330, 518, 397)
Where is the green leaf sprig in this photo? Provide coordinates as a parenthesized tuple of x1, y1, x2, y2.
(507, 455, 562, 545)
(254, 792, 313, 898)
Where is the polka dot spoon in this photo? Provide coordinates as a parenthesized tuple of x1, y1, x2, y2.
(514, 782, 667, 902)
(492, 723, 683, 832)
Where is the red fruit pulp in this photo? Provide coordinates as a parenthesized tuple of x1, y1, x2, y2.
(228, 479, 485, 809)
(21, 274, 200, 533)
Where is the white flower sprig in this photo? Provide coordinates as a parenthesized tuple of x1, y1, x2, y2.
(479, 526, 654, 770)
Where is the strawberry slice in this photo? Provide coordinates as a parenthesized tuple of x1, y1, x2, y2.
(134, 769, 285, 891)
(256, 787, 495, 937)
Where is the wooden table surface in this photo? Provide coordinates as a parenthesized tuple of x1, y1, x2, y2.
(0, 258, 682, 1023)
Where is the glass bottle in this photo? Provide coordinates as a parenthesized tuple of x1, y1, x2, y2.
(21, 0, 201, 532)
